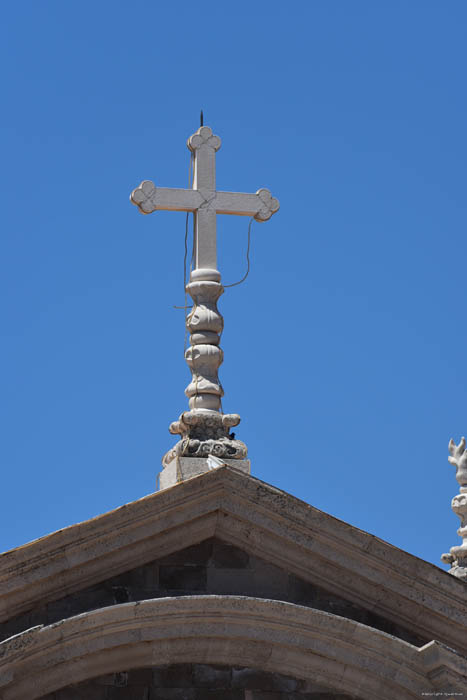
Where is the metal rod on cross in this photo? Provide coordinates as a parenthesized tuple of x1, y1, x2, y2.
(130, 125, 279, 488)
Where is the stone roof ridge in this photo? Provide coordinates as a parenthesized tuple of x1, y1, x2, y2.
(0, 467, 466, 657)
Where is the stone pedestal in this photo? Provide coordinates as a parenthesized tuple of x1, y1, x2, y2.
(159, 456, 250, 490)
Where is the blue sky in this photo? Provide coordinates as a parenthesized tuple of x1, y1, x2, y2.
(1, 1, 466, 571)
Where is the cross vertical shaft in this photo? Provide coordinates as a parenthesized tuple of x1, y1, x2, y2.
(188, 126, 221, 281)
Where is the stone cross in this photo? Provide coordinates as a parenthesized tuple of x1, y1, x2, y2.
(130, 125, 279, 489)
(131, 126, 279, 283)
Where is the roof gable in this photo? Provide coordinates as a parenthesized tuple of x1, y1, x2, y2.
(0, 537, 425, 647)
(1, 467, 465, 654)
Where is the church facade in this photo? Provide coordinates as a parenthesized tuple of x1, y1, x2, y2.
(1, 466, 466, 698)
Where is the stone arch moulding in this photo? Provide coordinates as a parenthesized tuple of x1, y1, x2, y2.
(0, 596, 461, 700)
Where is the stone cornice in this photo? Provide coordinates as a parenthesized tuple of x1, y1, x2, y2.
(1, 468, 466, 655)
(2, 596, 464, 699)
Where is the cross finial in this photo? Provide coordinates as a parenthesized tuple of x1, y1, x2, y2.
(130, 125, 279, 489)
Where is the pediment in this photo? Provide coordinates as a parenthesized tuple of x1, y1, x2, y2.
(1, 467, 466, 655)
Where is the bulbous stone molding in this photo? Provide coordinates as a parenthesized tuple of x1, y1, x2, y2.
(254, 187, 280, 222)
(441, 437, 467, 581)
(187, 125, 222, 153)
(184, 280, 225, 410)
(448, 436, 467, 488)
(164, 410, 247, 466)
(2, 596, 463, 700)
(130, 179, 158, 214)
(162, 278, 248, 479)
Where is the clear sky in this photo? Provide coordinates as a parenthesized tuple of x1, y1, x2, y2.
(1, 1, 466, 571)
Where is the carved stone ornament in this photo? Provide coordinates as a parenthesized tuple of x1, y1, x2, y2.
(130, 124, 279, 487)
(187, 125, 221, 152)
(162, 410, 247, 467)
(130, 180, 158, 214)
(254, 188, 280, 222)
(441, 437, 467, 581)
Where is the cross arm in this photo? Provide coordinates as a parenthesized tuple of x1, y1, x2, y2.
(215, 188, 280, 222)
(130, 180, 201, 215)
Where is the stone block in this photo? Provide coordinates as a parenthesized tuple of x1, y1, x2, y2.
(159, 540, 213, 566)
(211, 542, 249, 569)
(107, 687, 150, 700)
(66, 587, 115, 616)
(232, 668, 298, 692)
(139, 562, 159, 588)
(159, 565, 206, 592)
(159, 457, 250, 491)
(251, 560, 289, 599)
(127, 586, 159, 603)
(46, 598, 73, 623)
(112, 586, 130, 604)
(149, 689, 196, 700)
(297, 678, 345, 694)
(152, 665, 193, 688)
(193, 692, 243, 700)
(127, 668, 154, 685)
(95, 673, 119, 686)
(192, 664, 231, 688)
(287, 574, 320, 605)
(110, 563, 155, 589)
(54, 685, 107, 700)
(0, 610, 34, 643)
(206, 568, 254, 595)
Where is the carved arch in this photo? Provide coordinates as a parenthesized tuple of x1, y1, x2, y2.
(0, 596, 441, 699)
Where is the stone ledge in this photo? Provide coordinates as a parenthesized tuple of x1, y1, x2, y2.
(159, 457, 250, 490)
(0, 468, 466, 657)
(2, 596, 461, 700)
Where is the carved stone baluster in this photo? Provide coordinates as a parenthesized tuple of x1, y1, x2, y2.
(185, 280, 224, 411)
(160, 277, 249, 486)
(441, 437, 467, 581)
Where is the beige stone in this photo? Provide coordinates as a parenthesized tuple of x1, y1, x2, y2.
(3, 596, 465, 700)
(159, 455, 250, 490)
(0, 468, 466, 658)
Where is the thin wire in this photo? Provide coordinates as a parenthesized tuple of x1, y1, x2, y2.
(224, 217, 254, 288)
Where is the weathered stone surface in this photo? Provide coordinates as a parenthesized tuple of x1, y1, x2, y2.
(152, 665, 194, 689)
(192, 663, 231, 688)
(442, 436, 467, 579)
(0, 538, 424, 647)
(53, 687, 107, 700)
(159, 455, 250, 490)
(159, 564, 206, 592)
(1, 469, 466, 657)
(38, 663, 361, 699)
(2, 597, 460, 700)
(232, 667, 298, 691)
